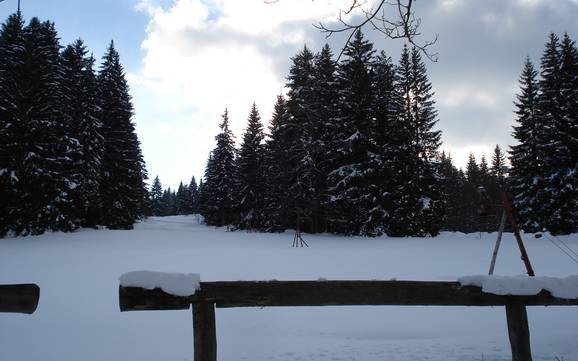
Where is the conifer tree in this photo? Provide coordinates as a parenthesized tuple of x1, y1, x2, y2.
(189, 176, 200, 214)
(0, 12, 25, 236)
(307, 44, 337, 232)
(389, 45, 442, 236)
(326, 30, 376, 235)
(284, 46, 316, 232)
(61, 39, 104, 227)
(366, 50, 402, 235)
(546, 33, 578, 234)
(491, 145, 507, 186)
(235, 103, 266, 230)
(98, 41, 148, 229)
(509, 57, 542, 232)
(175, 181, 188, 215)
(201, 109, 237, 226)
(12, 18, 79, 234)
(149, 175, 163, 216)
(262, 95, 291, 231)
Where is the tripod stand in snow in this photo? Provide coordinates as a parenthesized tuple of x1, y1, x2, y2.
(292, 222, 309, 247)
(478, 188, 535, 276)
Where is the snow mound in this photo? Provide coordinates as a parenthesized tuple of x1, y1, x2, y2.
(119, 271, 200, 297)
(458, 275, 578, 299)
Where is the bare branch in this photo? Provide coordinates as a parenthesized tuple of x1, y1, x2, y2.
(266, 0, 438, 62)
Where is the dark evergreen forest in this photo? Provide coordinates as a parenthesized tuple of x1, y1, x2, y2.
(0, 12, 147, 236)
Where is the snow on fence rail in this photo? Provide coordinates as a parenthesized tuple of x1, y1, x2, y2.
(119, 278, 578, 361)
(0, 284, 40, 314)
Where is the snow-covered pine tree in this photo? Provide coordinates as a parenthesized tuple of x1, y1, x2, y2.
(491, 145, 508, 187)
(388, 45, 442, 236)
(61, 39, 104, 228)
(326, 30, 376, 235)
(98, 41, 147, 229)
(149, 175, 163, 216)
(0, 12, 25, 236)
(408, 46, 443, 236)
(509, 57, 542, 232)
(161, 188, 175, 216)
(235, 103, 266, 230)
(201, 109, 237, 226)
(547, 33, 578, 234)
(439, 152, 466, 232)
(535, 33, 563, 233)
(175, 181, 189, 215)
(10, 18, 81, 235)
(367, 50, 402, 236)
(189, 176, 200, 214)
(284, 46, 317, 232)
(262, 95, 291, 231)
(306, 44, 337, 233)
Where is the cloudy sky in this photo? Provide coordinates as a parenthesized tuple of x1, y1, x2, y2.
(1, 0, 577, 188)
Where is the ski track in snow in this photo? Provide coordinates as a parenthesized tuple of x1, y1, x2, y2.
(1, 215, 577, 361)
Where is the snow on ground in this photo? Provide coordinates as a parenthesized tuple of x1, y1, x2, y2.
(1, 215, 577, 361)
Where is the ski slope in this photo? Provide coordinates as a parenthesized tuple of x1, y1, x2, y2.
(1, 215, 577, 361)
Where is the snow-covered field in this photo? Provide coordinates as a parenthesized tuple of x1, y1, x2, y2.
(1, 215, 577, 361)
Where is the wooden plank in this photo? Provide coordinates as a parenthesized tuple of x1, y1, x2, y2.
(0, 284, 40, 314)
(193, 302, 217, 361)
(119, 286, 190, 311)
(119, 280, 578, 311)
(505, 302, 533, 361)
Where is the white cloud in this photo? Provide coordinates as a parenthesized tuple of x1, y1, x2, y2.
(130, 0, 368, 188)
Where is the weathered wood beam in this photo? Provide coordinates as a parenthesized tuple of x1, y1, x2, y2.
(0, 284, 40, 314)
(506, 302, 533, 361)
(119, 280, 578, 311)
(193, 302, 217, 361)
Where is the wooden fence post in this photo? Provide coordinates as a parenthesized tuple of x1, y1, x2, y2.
(0, 284, 40, 314)
(505, 302, 532, 361)
(193, 301, 217, 361)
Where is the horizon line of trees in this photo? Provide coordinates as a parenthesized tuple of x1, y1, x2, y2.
(0, 12, 148, 237)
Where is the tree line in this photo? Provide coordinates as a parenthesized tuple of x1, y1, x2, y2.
(0, 12, 147, 236)
(197, 30, 577, 236)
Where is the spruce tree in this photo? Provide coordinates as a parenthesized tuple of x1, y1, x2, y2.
(235, 103, 266, 230)
(149, 175, 163, 216)
(0, 12, 25, 235)
(326, 30, 376, 235)
(61, 39, 104, 227)
(366, 50, 402, 235)
(175, 181, 188, 215)
(201, 109, 237, 226)
(509, 57, 542, 232)
(307, 44, 337, 233)
(12, 18, 78, 234)
(284, 46, 316, 232)
(491, 145, 507, 187)
(387, 45, 420, 236)
(547, 33, 578, 234)
(98, 41, 147, 229)
(389, 45, 442, 236)
(189, 176, 200, 214)
(262, 95, 291, 231)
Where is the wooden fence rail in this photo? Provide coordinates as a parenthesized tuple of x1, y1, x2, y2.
(0, 284, 40, 314)
(119, 280, 578, 361)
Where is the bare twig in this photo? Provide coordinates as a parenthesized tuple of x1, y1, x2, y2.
(266, 0, 438, 62)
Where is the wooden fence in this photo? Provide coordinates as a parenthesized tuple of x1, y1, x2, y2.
(0, 283, 40, 314)
(119, 280, 578, 361)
